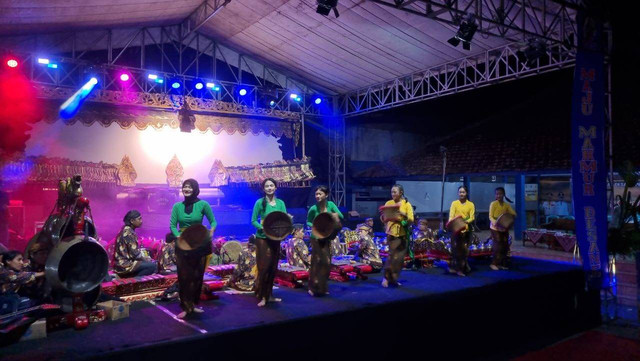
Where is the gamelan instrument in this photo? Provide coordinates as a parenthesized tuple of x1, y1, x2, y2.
(495, 213, 515, 231)
(378, 204, 401, 222)
(445, 216, 467, 235)
(262, 211, 293, 241)
(311, 212, 342, 240)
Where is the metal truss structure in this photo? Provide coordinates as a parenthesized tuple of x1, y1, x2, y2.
(328, 116, 347, 207)
(0, 2, 330, 116)
(340, 41, 575, 116)
(370, 0, 579, 44)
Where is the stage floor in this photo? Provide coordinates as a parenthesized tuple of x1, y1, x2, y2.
(2, 257, 599, 361)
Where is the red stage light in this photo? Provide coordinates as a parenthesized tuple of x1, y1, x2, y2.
(6, 59, 18, 68)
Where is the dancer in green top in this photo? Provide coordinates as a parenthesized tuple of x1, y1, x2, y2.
(251, 178, 287, 307)
(307, 185, 343, 297)
(169, 179, 216, 319)
(170, 179, 217, 237)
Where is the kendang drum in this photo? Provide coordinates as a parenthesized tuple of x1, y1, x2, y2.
(446, 216, 466, 235)
(311, 212, 342, 240)
(496, 213, 515, 231)
(262, 211, 293, 241)
(378, 204, 401, 222)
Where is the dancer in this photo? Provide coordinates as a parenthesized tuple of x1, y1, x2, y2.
(306, 185, 343, 297)
(285, 224, 311, 269)
(380, 184, 414, 287)
(170, 179, 217, 238)
(114, 210, 157, 277)
(169, 179, 216, 318)
(448, 186, 475, 277)
(175, 224, 212, 319)
(251, 178, 287, 307)
(489, 187, 516, 270)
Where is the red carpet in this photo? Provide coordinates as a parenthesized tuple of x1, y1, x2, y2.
(513, 330, 640, 361)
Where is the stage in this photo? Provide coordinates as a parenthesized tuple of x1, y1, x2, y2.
(2, 257, 599, 361)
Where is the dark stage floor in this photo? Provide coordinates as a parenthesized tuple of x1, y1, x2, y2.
(2, 257, 599, 361)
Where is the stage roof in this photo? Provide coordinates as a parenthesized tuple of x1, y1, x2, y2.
(0, 0, 566, 94)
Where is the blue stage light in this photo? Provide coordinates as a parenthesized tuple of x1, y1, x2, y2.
(206, 82, 215, 89)
(239, 88, 247, 96)
(195, 82, 204, 90)
(289, 93, 298, 99)
(314, 97, 322, 104)
(269, 100, 276, 107)
(60, 77, 98, 119)
(172, 82, 181, 89)
(37, 58, 49, 65)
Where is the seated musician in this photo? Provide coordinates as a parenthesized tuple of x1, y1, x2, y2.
(0, 251, 46, 312)
(285, 224, 310, 269)
(158, 233, 177, 275)
(228, 236, 257, 292)
(365, 217, 374, 236)
(354, 224, 383, 270)
(330, 236, 344, 257)
(414, 218, 432, 239)
(21, 242, 51, 301)
(113, 210, 157, 278)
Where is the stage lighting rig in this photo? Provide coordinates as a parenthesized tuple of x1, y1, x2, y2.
(317, 0, 339, 18)
(517, 38, 547, 66)
(447, 14, 477, 51)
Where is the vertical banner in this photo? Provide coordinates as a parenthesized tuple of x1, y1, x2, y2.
(571, 10, 609, 288)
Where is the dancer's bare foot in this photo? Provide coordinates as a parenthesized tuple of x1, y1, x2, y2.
(271, 297, 282, 303)
(381, 278, 389, 288)
(193, 307, 204, 313)
(490, 264, 500, 271)
(308, 290, 314, 297)
(177, 311, 188, 319)
(456, 271, 466, 277)
(448, 268, 457, 274)
(499, 266, 509, 270)
(257, 298, 267, 307)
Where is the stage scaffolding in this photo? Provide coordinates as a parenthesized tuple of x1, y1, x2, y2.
(0, 1, 613, 209)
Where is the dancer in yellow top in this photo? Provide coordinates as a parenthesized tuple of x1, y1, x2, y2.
(380, 184, 414, 287)
(448, 186, 475, 277)
(488, 187, 517, 270)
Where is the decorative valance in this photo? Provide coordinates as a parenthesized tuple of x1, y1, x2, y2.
(36, 85, 302, 144)
(2, 156, 119, 186)
(213, 157, 315, 188)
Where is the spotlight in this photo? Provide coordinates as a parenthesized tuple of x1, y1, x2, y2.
(195, 82, 204, 90)
(6, 59, 18, 68)
(295, 96, 301, 102)
(314, 97, 322, 105)
(119, 73, 130, 82)
(317, 0, 339, 18)
(447, 14, 477, 51)
(517, 38, 547, 66)
(47, 63, 58, 69)
(289, 93, 299, 99)
(37, 58, 49, 65)
(148, 74, 164, 84)
(239, 88, 247, 96)
(206, 82, 215, 89)
(213, 86, 220, 91)
(269, 100, 276, 107)
(171, 81, 181, 89)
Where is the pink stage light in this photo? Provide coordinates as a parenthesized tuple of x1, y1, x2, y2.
(119, 73, 130, 82)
